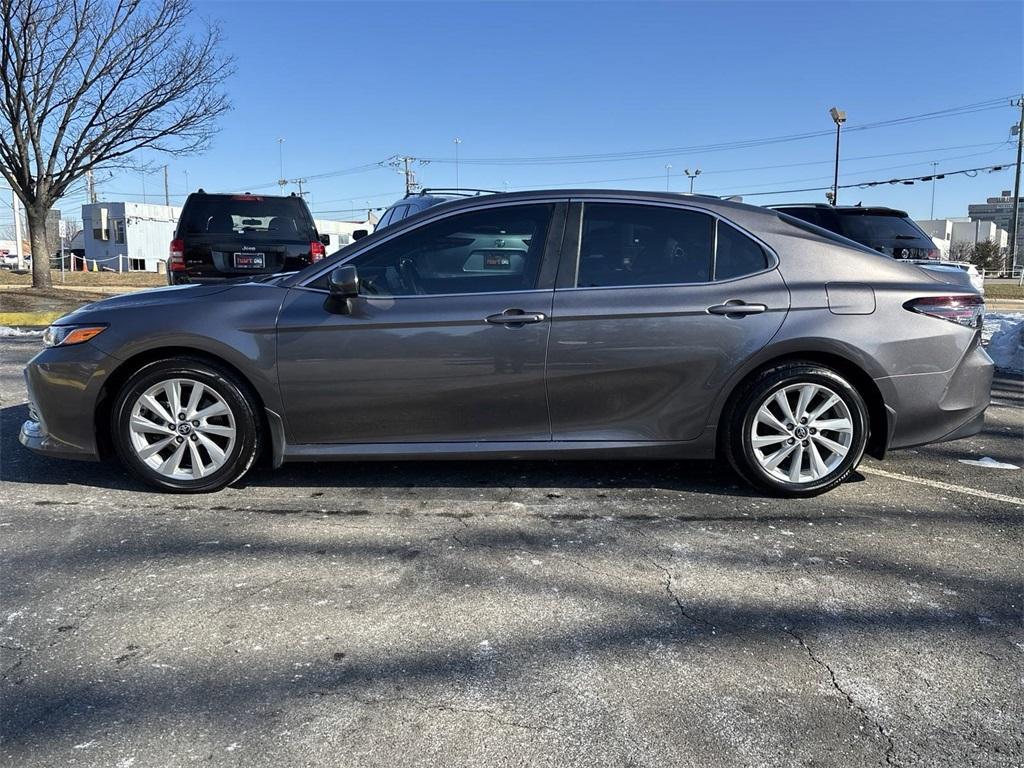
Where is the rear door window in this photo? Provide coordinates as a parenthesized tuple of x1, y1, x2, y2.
(180, 195, 315, 240)
(576, 203, 714, 287)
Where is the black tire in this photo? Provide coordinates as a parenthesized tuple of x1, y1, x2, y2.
(111, 357, 261, 493)
(722, 363, 869, 498)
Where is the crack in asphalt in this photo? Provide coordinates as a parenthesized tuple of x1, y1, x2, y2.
(645, 557, 718, 634)
(786, 629, 899, 767)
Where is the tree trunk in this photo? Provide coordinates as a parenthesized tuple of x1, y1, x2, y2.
(26, 206, 53, 289)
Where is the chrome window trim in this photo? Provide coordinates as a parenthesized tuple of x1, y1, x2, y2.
(296, 197, 570, 291)
(292, 285, 554, 299)
(563, 196, 780, 290)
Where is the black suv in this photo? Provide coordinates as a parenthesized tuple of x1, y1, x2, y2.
(376, 189, 495, 232)
(769, 204, 939, 260)
(168, 191, 329, 284)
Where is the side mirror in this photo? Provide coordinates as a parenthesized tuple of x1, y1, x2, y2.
(325, 265, 359, 314)
(352, 229, 369, 241)
(319, 234, 331, 246)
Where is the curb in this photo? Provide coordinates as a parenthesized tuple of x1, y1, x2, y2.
(0, 311, 63, 327)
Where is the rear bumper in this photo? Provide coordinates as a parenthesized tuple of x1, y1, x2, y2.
(876, 338, 994, 451)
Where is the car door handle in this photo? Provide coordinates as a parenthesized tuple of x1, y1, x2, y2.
(484, 309, 547, 325)
(707, 301, 768, 316)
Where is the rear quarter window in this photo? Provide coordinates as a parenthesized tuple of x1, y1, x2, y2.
(714, 222, 769, 280)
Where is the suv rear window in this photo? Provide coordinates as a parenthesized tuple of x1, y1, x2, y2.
(832, 212, 930, 244)
(179, 195, 316, 240)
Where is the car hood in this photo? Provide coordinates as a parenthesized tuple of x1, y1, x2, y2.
(56, 283, 237, 323)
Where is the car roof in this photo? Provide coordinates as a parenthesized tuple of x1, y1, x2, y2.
(391, 188, 771, 219)
(188, 191, 306, 202)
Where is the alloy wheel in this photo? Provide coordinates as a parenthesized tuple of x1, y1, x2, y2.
(749, 383, 855, 484)
(127, 378, 236, 480)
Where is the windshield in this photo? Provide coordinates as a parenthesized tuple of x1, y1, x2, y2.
(180, 195, 316, 240)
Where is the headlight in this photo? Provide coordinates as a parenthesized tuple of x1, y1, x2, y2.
(42, 324, 107, 348)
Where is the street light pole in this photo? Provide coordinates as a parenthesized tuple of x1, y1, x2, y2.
(929, 162, 938, 219)
(829, 107, 846, 206)
(453, 138, 462, 191)
(684, 168, 702, 193)
(277, 138, 286, 194)
(1009, 96, 1023, 282)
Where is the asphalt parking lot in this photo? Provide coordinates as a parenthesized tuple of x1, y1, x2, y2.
(1, 336, 1021, 767)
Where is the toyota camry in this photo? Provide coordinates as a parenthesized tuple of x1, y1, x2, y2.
(20, 190, 993, 497)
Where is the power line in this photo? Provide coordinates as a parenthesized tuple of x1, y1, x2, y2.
(419, 97, 1016, 166)
(503, 141, 1011, 192)
(732, 161, 1014, 198)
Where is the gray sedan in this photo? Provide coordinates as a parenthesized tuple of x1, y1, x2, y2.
(20, 190, 993, 497)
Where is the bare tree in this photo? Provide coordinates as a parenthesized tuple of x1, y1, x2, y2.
(0, 0, 231, 287)
(947, 240, 974, 263)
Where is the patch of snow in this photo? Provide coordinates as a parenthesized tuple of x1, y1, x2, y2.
(958, 456, 1020, 470)
(984, 313, 1024, 373)
(0, 326, 43, 337)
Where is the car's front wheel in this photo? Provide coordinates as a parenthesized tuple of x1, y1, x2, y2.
(111, 358, 261, 492)
(723, 363, 869, 497)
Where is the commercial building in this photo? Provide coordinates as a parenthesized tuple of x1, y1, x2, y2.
(967, 191, 1023, 268)
(82, 202, 181, 272)
(917, 217, 1009, 261)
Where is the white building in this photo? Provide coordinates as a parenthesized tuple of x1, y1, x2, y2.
(314, 217, 375, 252)
(916, 217, 1008, 260)
(82, 202, 181, 272)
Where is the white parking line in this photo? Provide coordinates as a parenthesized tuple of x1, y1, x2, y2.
(861, 466, 1024, 506)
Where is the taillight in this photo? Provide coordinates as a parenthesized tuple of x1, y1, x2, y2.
(926, 249, 940, 260)
(310, 240, 326, 262)
(168, 239, 185, 272)
(904, 295, 984, 329)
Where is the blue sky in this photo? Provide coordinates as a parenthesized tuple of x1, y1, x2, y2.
(74, 0, 1023, 222)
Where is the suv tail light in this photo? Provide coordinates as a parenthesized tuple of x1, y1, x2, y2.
(168, 239, 185, 272)
(310, 240, 326, 262)
(904, 295, 984, 329)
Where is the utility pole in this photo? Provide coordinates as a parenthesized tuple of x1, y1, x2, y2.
(163, 165, 170, 206)
(684, 168, 702, 193)
(277, 138, 287, 195)
(1010, 96, 1023, 282)
(388, 155, 427, 194)
(453, 137, 462, 191)
(829, 107, 847, 206)
(665, 164, 672, 192)
(12, 189, 24, 269)
(929, 162, 938, 219)
(293, 178, 308, 198)
(86, 168, 96, 203)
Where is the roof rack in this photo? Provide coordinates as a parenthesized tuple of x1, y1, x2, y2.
(411, 188, 499, 198)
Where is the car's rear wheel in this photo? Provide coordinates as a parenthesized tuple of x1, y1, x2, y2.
(111, 358, 260, 493)
(723, 363, 869, 497)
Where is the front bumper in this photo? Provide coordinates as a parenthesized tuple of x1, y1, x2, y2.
(19, 342, 118, 462)
(19, 415, 99, 461)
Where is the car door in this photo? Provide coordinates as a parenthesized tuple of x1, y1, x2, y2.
(276, 200, 567, 445)
(546, 199, 790, 442)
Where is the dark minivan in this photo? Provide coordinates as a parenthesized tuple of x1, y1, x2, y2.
(168, 191, 329, 284)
